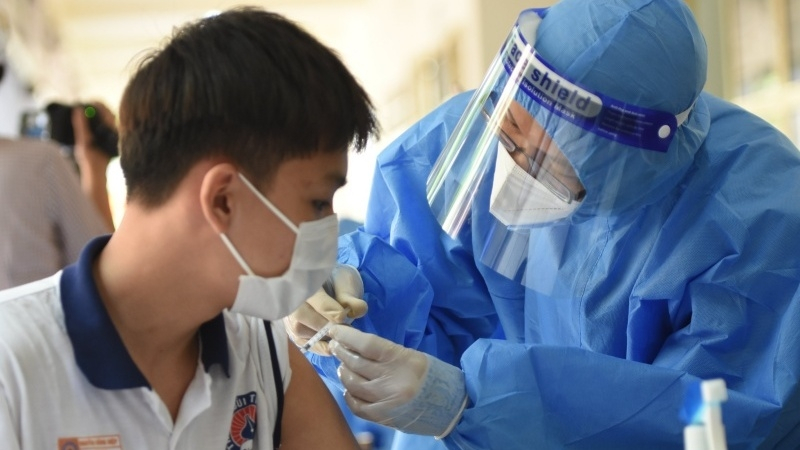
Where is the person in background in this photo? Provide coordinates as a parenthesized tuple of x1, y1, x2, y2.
(0, 6, 378, 450)
(0, 12, 114, 289)
(286, 0, 800, 448)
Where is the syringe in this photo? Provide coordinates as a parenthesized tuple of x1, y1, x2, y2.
(300, 306, 352, 353)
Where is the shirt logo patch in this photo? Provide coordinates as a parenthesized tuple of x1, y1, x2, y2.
(57, 435, 123, 450)
(227, 391, 257, 450)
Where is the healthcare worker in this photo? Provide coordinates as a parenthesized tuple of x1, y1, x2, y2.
(285, 0, 800, 448)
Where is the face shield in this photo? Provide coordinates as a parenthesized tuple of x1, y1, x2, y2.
(426, 8, 694, 288)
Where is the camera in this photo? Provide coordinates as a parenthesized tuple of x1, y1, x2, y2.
(19, 102, 119, 158)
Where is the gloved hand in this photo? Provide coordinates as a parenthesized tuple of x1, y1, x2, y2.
(328, 324, 469, 438)
(284, 264, 367, 355)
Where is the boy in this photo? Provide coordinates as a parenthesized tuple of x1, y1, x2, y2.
(0, 7, 378, 449)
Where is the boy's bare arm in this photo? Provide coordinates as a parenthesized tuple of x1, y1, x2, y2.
(279, 343, 360, 450)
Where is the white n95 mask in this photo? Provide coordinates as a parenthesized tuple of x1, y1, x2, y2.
(489, 144, 580, 227)
(220, 173, 338, 321)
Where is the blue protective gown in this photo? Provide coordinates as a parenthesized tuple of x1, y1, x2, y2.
(309, 90, 800, 449)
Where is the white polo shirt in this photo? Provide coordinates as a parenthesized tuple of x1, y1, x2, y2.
(0, 236, 291, 450)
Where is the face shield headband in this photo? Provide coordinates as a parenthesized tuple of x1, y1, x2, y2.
(426, 8, 693, 239)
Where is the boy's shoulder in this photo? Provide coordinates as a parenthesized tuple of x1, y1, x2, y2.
(0, 273, 63, 329)
(0, 274, 69, 380)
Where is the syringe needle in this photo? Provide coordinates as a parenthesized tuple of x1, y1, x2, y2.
(301, 307, 352, 353)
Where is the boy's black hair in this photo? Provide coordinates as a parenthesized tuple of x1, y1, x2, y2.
(119, 7, 379, 206)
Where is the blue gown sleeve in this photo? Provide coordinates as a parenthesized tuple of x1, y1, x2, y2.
(447, 284, 800, 450)
(308, 92, 499, 382)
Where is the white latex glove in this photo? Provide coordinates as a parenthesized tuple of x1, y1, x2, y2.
(329, 325, 468, 438)
(284, 264, 367, 355)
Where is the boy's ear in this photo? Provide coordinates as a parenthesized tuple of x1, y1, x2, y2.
(199, 163, 239, 234)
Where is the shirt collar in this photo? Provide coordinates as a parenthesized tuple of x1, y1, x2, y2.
(60, 235, 230, 389)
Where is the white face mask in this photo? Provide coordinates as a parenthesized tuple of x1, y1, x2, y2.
(489, 144, 580, 227)
(220, 173, 338, 321)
